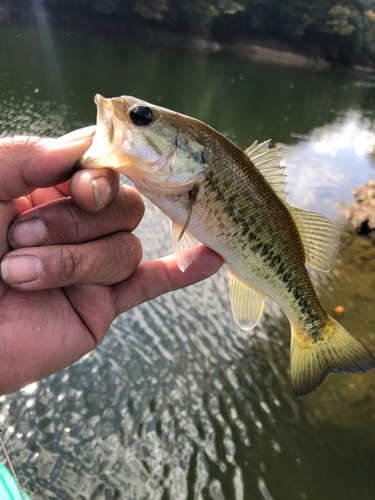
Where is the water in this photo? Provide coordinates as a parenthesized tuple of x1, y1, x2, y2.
(1, 23, 375, 500)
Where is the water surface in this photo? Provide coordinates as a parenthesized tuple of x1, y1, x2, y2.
(1, 23, 375, 500)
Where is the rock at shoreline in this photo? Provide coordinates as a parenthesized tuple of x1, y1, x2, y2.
(345, 180, 375, 240)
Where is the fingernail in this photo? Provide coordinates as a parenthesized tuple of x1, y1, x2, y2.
(8, 219, 47, 248)
(56, 125, 96, 143)
(92, 176, 111, 207)
(1, 255, 43, 284)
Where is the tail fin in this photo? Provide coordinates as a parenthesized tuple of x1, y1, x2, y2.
(290, 314, 375, 399)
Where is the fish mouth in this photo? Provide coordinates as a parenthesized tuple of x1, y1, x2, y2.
(78, 94, 178, 177)
(78, 95, 204, 196)
(78, 94, 134, 170)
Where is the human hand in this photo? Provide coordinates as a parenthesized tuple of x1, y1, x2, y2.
(0, 129, 224, 395)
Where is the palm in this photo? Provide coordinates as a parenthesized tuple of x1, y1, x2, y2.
(0, 134, 223, 395)
(0, 183, 223, 394)
(0, 187, 115, 391)
(0, 288, 96, 380)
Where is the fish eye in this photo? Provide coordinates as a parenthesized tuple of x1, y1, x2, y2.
(129, 106, 154, 126)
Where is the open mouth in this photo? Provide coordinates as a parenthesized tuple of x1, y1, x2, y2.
(78, 94, 125, 170)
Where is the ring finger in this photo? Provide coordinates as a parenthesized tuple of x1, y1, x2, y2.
(1, 231, 142, 290)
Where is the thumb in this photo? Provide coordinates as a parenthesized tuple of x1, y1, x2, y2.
(0, 126, 96, 201)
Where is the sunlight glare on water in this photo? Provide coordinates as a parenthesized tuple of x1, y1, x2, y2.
(30, 0, 65, 99)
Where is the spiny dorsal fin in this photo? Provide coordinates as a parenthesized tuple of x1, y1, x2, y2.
(245, 140, 288, 201)
(288, 207, 340, 272)
(245, 140, 339, 272)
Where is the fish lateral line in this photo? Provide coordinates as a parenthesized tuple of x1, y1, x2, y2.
(80, 94, 375, 399)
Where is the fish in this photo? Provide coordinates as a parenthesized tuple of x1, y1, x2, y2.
(79, 94, 375, 399)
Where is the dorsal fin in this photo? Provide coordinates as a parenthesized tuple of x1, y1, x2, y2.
(245, 140, 288, 201)
(288, 207, 340, 272)
(245, 140, 340, 272)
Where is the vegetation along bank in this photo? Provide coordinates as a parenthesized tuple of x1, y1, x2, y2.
(3, 0, 375, 69)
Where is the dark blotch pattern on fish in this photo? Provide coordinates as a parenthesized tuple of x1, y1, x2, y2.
(202, 142, 325, 335)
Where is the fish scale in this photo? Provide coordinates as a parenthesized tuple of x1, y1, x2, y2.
(196, 136, 308, 307)
(79, 94, 375, 399)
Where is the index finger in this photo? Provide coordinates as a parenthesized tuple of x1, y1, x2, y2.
(111, 246, 224, 315)
(0, 126, 96, 201)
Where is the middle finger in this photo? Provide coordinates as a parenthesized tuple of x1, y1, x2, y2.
(8, 184, 144, 249)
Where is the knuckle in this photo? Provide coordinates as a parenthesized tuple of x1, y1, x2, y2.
(59, 202, 83, 242)
(160, 261, 179, 291)
(105, 233, 142, 282)
(115, 232, 142, 267)
(138, 269, 154, 302)
(8, 136, 45, 170)
(0, 136, 46, 198)
(61, 246, 83, 284)
(119, 186, 145, 228)
(125, 233, 143, 265)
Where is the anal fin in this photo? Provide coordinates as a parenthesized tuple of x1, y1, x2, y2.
(228, 269, 266, 330)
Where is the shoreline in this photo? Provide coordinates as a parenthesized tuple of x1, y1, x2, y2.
(222, 42, 321, 67)
(151, 34, 375, 73)
(1, 7, 375, 74)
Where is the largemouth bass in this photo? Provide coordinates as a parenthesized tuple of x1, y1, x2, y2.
(79, 94, 375, 398)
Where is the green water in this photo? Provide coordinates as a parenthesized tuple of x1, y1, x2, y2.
(1, 22, 375, 500)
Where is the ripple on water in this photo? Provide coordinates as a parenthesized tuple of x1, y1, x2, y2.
(2, 27, 375, 498)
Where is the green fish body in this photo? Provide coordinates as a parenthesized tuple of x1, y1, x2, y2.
(80, 95, 375, 398)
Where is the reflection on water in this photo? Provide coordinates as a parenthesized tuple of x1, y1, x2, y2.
(1, 24, 375, 500)
(306, 232, 375, 428)
(282, 110, 375, 216)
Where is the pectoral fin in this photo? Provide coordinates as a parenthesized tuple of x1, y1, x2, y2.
(228, 270, 266, 330)
(171, 221, 201, 272)
(177, 186, 199, 241)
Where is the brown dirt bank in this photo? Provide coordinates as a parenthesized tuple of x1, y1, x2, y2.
(150, 33, 375, 72)
(223, 42, 318, 67)
(344, 180, 375, 242)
